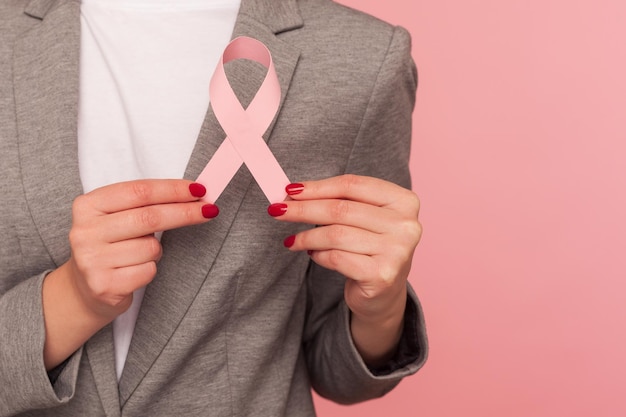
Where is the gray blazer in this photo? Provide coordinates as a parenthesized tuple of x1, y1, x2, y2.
(0, 0, 428, 415)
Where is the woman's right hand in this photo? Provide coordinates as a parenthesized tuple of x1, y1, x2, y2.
(42, 179, 217, 369)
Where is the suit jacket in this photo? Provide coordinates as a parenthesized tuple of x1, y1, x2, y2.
(0, 0, 428, 415)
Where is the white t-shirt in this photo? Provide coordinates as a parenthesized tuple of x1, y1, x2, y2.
(78, 0, 241, 381)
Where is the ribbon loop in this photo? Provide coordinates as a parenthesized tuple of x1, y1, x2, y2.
(196, 37, 289, 204)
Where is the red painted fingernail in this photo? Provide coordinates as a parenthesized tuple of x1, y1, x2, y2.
(285, 183, 304, 196)
(202, 204, 219, 219)
(283, 235, 296, 248)
(189, 183, 207, 198)
(267, 203, 288, 217)
(307, 250, 314, 256)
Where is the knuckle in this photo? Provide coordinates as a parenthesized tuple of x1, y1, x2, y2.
(376, 263, 398, 288)
(138, 207, 161, 229)
(68, 227, 84, 247)
(401, 219, 423, 244)
(326, 249, 344, 270)
(125, 262, 158, 289)
(71, 257, 89, 276)
(413, 221, 424, 242)
(169, 181, 186, 201)
(121, 260, 159, 285)
(394, 244, 414, 266)
(71, 194, 90, 217)
(143, 261, 158, 279)
(292, 201, 306, 218)
(330, 200, 351, 222)
(407, 192, 421, 213)
(86, 275, 110, 300)
(340, 174, 362, 193)
(71, 248, 99, 276)
(146, 237, 163, 260)
(384, 235, 415, 263)
(325, 225, 346, 246)
(130, 182, 152, 205)
(397, 191, 421, 218)
(68, 230, 99, 262)
(180, 204, 196, 223)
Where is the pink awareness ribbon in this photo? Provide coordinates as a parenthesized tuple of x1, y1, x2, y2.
(196, 36, 290, 204)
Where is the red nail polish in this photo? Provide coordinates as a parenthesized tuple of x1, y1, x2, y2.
(307, 250, 314, 256)
(286, 183, 304, 196)
(202, 204, 219, 219)
(189, 183, 207, 198)
(283, 235, 296, 248)
(267, 203, 288, 217)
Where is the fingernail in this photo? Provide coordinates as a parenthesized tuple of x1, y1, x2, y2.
(283, 235, 296, 248)
(286, 183, 304, 196)
(189, 183, 207, 198)
(267, 203, 288, 217)
(307, 250, 314, 256)
(202, 204, 219, 219)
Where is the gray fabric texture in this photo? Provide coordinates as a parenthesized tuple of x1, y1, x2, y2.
(0, 0, 428, 415)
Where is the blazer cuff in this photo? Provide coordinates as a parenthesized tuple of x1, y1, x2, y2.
(47, 347, 82, 398)
(367, 286, 428, 376)
(0, 273, 81, 415)
(322, 285, 427, 403)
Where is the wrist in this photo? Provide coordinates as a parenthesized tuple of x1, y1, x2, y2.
(350, 283, 408, 327)
(349, 292, 407, 369)
(42, 263, 112, 369)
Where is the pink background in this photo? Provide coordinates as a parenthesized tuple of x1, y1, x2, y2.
(316, 1, 626, 416)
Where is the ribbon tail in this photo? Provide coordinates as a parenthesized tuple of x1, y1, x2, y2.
(196, 138, 243, 203)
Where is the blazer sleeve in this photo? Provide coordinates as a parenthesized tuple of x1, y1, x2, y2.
(302, 26, 428, 404)
(0, 273, 83, 416)
(0, 3, 84, 415)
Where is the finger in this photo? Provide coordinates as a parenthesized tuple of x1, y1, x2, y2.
(309, 250, 411, 309)
(269, 199, 397, 233)
(287, 225, 383, 255)
(80, 262, 157, 307)
(109, 262, 159, 295)
(285, 174, 416, 209)
(71, 235, 162, 272)
(78, 179, 205, 215)
(99, 201, 214, 242)
(309, 249, 381, 283)
(100, 235, 163, 268)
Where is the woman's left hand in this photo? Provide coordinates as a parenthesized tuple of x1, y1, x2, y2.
(268, 174, 422, 366)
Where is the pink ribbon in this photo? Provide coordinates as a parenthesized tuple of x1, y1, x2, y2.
(196, 36, 290, 204)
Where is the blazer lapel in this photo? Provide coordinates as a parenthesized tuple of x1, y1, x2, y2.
(85, 325, 123, 417)
(15, 1, 122, 416)
(118, 0, 303, 404)
(14, 0, 83, 268)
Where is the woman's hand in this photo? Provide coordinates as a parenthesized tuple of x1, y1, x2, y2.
(43, 179, 217, 369)
(268, 174, 422, 367)
(66, 179, 217, 318)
